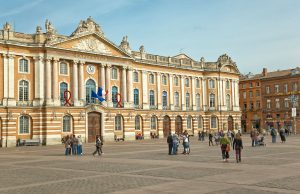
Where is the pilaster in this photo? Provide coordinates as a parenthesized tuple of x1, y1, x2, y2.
(33, 56, 45, 106)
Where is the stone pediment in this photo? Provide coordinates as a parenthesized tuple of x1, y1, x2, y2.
(51, 34, 130, 57)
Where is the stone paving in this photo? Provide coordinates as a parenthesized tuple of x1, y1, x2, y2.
(0, 135, 300, 194)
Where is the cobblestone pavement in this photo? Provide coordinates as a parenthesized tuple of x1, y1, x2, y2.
(0, 135, 300, 194)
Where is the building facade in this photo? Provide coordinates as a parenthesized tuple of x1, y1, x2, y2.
(240, 68, 300, 133)
(0, 18, 241, 147)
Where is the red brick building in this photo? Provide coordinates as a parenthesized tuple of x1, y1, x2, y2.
(240, 68, 300, 134)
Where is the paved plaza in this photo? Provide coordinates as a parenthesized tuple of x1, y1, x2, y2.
(0, 135, 300, 194)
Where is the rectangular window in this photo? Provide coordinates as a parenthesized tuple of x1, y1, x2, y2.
(256, 82, 260, 87)
(284, 84, 288, 93)
(243, 103, 247, 110)
(249, 91, 253, 98)
(243, 92, 246, 99)
(267, 100, 271, 109)
(275, 85, 279, 93)
(60, 63, 68, 75)
(211, 117, 217, 128)
(284, 98, 289, 108)
(249, 82, 253, 88)
(256, 101, 260, 109)
(209, 80, 215, 89)
(293, 82, 298, 91)
(266, 86, 270, 94)
(250, 102, 254, 110)
(275, 99, 280, 109)
(242, 83, 246, 88)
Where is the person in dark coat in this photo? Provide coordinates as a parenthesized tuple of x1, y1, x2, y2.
(279, 128, 286, 143)
(93, 135, 102, 156)
(167, 132, 173, 155)
(233, 133, 243, 163)
(208, 131, 214, 146)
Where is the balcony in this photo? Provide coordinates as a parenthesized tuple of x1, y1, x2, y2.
(186, 107, 193, 111)
(16, 101, 33, 107)
(134, 105, 142, 109)
(162, 106, 170, 110)
(149, 105, 157, 110)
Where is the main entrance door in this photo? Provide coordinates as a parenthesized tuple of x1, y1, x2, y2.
(228, 116, 233, 131)
(163, 115, 170, 137)
(88, 112, 101, 143)
(175, 116, 183, 135)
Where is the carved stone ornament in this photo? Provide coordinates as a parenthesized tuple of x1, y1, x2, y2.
(71, 17, 104, 37)
(72, 38, 111, 54)
(87, 64, 95, 74)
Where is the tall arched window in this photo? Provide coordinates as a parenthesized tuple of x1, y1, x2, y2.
(60, 62, 68, 75)
(63, 115, 71, 132)
(211, 116, 217, 128)
(111, 67, 118, 79)
(226, 94, 231, 110)
(134, 89, 139, 106)
(197, 116, 202, 128)
(149, 74, 154, 84)
(226, 80, 230, 89)
(162, 75, 167, 85)
(196, 79, 200, 88)
(60, 82, 68, 104)
(209, 93, 215, 107)
(149, 90, 155, 106)
(19, 80, 29, 101)
(19, 58, 29, 73)
(162, 91, 168, 107)
(19, 115, 30, 134)
(86, 79, 96, 104)
(115, 115, 122, 130)
(151, 116, 157, 130)
(185, 78, 189, 87)
(186, 93, 190, 109)
(112, 86, 118, 107)
(174, 76, 179, 86)
(174, 92, 179, 107)
(196, 94, 200, 110)
(133, 71, 139, 82)
(135, 116, 141, 130)
(187, 116, 192, 129)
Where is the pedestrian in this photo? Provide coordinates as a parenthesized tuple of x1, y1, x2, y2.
(250, 129, 257, 147)
(201, 130, 205, 141)
(208, 131, 214, 146)
(172, 133, 179, 155)
(270, 127, 277, 143)
(64, 135, 71, 156)
(77, 135, 83, 155)
(72, 135, 78, 155)
(182, 130, 190, 154)
(167, 132, 173, 155)
(279, 128, 286, 143)
(220, 135, 230, 162)
(198, 131, 201, 141)
(93, 135, 103, 156)
(233, 133, 243, 163)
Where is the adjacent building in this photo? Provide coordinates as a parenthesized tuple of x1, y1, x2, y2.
(0, 17, 241, 147)
(240, 67, 300, 133)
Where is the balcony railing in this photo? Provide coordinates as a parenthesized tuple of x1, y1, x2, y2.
(162, 106, 170, 110)
(149, 105, 157, 110)
(16, 101, 33, 106)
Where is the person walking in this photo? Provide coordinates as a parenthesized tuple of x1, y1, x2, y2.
(233, 133, 243, 163)
(93, 135, 102, 156)
(167, 132, 173, 155)
(64, 135, 71, 156)
(182, 130, 190, 154)
(270, 127, 277, 143)
(220, 135, 230, 162)
(77, 135, 83, 155)
(250, 129, 257, 147)
(72, 135, 78, 155)
(279, 128, 286, 143)
(208, 131, 214, 146)
(172, 133, 179, 155)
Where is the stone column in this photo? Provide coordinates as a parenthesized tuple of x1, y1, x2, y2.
(45, 58, 52, 105)
(222, 79, 225, 110)
(100, 64, 106, 90)
(181, 75, 186, 111)
(169, 74, 174, 110)
(218, 78, 222, 111)
(202, 78, 207, 111)
(231, 80, 235, 110)
(72, 61, 79, 106)
(3, 54, 8, 104)
(106, 64, 112, 107)
(78, 61, 85, 104)
(33, 56, 45, 106)
(52, 58, 59, 106)
(234, 80, 240, 111)
(157, 72, 162, 109)
(122, 66, 128, 107)
(126, 67, 133, 107)
(142, 70, 149, 109)
(2, 54, 16, 106)
(191, 76, 196, 110)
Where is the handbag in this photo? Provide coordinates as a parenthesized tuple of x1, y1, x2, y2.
(226, 144, 230, 152)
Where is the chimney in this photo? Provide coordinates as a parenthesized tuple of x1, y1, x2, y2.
(262, 68, 267, 76)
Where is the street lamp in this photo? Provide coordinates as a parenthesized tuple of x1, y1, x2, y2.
(288, 94, 298, 135)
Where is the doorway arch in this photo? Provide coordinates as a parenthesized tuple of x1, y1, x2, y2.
(175, 116, 183, 135)
(163, 115, 170, 137)
(228, 116, 234, 131)
(88, 112, 102, 143)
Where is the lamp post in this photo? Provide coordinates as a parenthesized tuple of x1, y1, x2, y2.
(288, 94, 298, 135)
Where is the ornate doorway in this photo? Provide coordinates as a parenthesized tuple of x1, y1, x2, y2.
(163, 115, 170, 137)
(228, 116, 233, 131)
(175, 116, 183, 134)
(88, 112, 101, 143)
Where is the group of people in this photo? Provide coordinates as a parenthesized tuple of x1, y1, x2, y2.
(63, 135, 83, 156)
(167, 130, 190, 155)
(270, 127, 287, 143)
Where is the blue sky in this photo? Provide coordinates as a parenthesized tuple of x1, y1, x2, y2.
(1, 0, 300, 74)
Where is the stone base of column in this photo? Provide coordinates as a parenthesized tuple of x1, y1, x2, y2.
(3, 98, 16, 106)
(45, 99, 54, 106)
(233, 106, 240, 111)
(158, 104, 162, 110)
(33, 99, 45, 106)
(182, 106, 186, 111)
(143, 104, 149, 110)
(53, 99, 61, 106)
(123, 102, 130, 108)
(203, 105, 208, 111)
(73, 100, 81, 107)
(192, 105, 197, 111)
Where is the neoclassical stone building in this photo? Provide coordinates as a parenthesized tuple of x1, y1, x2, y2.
(0, 17, 241, 147)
